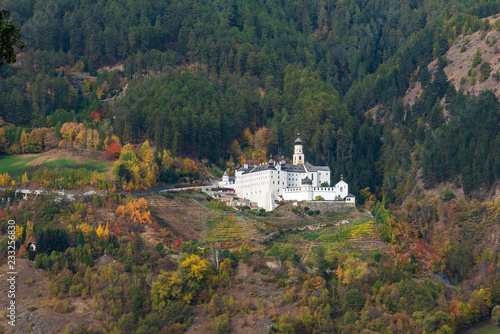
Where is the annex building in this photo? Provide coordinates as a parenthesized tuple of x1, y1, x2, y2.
(223, 133, 355, 211)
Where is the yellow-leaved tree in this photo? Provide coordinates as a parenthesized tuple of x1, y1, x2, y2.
(180, 254, 210, 282)
(151, 271, 183, 312)
(234, 127, 271, 165)
(160, 149, 174, 171)
(339, 257, 369, 285)
(96, 223, 109, 238)
(182, 157, 198, 175)
(25, 221, 35, 244)
(20, 220, 35, 256)
(15, 226, 23, 242)
(140, 140, 154, 164)
(0, 173, 12, 186)
(77, 223, 93, 235)
(113, 142, 158, 191)
(22, 172, 29, 185)
(20, 130, 28, 152)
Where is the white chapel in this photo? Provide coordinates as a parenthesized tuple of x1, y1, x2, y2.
(226, 133, 354, 211)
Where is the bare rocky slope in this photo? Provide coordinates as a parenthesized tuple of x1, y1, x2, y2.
(405, 16, 500, 107)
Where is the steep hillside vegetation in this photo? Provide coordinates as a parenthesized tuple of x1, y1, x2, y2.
(2, 1, 500, 333)
(4, 0, 500, 198)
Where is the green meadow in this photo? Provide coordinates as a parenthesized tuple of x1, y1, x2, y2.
(41, 159, 110, 171)
(0, 154, 112, 179)
(461, 319, 500, 334)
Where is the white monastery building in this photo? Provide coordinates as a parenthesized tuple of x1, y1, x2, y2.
(224, 133, 355, 211)
(218, 171, 235, 187)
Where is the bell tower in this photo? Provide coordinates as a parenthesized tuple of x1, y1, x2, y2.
(293, 132, 304, 165)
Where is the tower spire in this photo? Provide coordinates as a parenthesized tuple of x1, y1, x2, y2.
(293, 132, 304, 165)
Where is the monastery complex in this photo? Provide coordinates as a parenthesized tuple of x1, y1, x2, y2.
(219, 134, 355, 211)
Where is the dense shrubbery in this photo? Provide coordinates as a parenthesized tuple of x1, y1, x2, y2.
(32, 167, 107, 189)
(493, 305, 500, 326)
(112, 141, 158, 191)
(0, 191, 499, 332)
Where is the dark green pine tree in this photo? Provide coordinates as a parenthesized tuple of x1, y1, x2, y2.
(77, 230, 85, 248)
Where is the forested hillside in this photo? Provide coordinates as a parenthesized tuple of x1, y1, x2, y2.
(2, 0, 500, 333)
(3, 0, 500, 198)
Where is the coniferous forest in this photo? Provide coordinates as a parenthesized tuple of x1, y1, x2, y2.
(1, 0, 500, 333)
(3, 0, 500, 198)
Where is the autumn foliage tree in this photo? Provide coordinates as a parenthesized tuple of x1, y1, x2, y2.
(20, 128, 46, 153)
(58, 122, 101, 150)
(90, 107, 103, 121)
(112, 141, 159, 190)
(180, 254, 210, 282)
(159, 149, 174, 171)
(174, 235, 184, 248)
(105, 142, 123, 159)
(116, 198, 153, 225)
(60, 122, 84, 142)
(233, 127, 271, 165)
(0, 172, 13, 186)
(182, 157, 198, 175)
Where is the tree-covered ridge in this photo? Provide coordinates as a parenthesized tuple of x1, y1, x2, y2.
(4, 0, 500, 199)
(114, 65, 382, 194)
(0, 9, 24, 66)
(3, 0, 467, 86)
(3, 0, 499, 105)
(372, 55, 500, 202)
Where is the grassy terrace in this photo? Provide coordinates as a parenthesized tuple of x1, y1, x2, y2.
(0, 155, 39, 178)
(0, 154, 112, 179)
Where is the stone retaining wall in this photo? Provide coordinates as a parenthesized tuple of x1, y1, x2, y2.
(300, 201, 355, 213)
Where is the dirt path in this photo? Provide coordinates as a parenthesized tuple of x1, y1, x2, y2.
(301, 243, 315, 263)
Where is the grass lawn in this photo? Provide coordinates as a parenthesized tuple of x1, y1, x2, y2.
(42, 159, 110, 171)
(0, 153, 112, 179)
(0, 155, 39, 178)
(462, 319, 500, 334)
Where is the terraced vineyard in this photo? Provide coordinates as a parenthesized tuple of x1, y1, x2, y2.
(146, 194, 261, 247)
(206, 214, 248, 247)
(276, 216, 391, 264)
(146, 193, 389, 257)
(302, 216, 375, 243)
(145, 194, 213, 241)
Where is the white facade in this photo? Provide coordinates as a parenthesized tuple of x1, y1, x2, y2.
(281, 180, 348, 202)
(228, 134, 355, 211)
(293, 136, 304, 165)
(218, 171, 235, 188)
